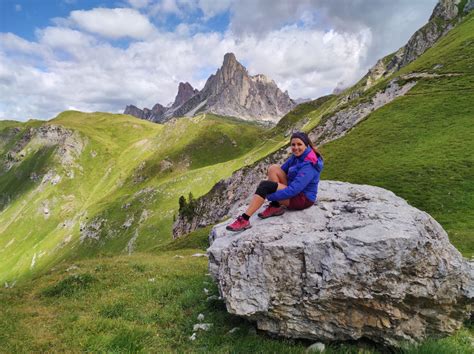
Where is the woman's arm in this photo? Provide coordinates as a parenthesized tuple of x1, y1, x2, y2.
(280, 156, 293, 174)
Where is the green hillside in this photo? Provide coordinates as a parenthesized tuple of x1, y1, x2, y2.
(0, 11, 473, 354)
(321, 12, 474, 257)
(0, 112, 281, 283)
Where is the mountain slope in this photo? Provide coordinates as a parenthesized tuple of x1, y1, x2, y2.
(1, 2, 473, 352)
(0, 112, 278, 283)
(322, 12, 474, 256)
(174, 12, 474, 259)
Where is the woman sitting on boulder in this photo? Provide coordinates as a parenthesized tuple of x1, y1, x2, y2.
(226, 131, 324, 231)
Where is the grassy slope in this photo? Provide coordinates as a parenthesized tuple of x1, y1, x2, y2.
(1, 13, 473, 354)
(0, 112, 280, 283)
(322, 13, 474, 257)
(0, 235, 472, 353)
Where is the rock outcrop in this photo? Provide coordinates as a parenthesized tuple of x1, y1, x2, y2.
(3, 124, 85, 172)
(208, 181, 473, 347)
(173, 53, 295, 122)
(172, 77, 416, 238)
(172, 82, 199, 109)
(361, 0, 473, 91)
(124, 53, 295, 123)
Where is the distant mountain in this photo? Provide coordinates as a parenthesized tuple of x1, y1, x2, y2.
(124, 53, 296, 123)
(294, 97, 312, 104)
(124, 102, 166, 123)
(362, 0, 474, 89)
(171, 82, 199, 109)
(124, 82, 198, 123)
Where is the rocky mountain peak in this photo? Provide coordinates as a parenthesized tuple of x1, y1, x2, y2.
(172, 82, 198, 108)
(223, 52, 238, 66)
(360, 0, 474, 92)
(125, 52, 295, 123)
(217, 52, 248, 85)
(430, 0, 461, 21)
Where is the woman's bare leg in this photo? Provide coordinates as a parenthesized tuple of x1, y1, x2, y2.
(268, 164, 287, 185)
(244, 165, 290, 216)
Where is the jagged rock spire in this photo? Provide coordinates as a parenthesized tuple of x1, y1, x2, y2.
(125, 52, 295, 123)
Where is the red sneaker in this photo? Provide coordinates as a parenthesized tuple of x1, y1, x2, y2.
(226, 216, 251, 232)
(258, 205, 285, 219)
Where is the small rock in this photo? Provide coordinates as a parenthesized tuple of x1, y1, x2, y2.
(51, 175, 61, 185)
(66, 265, 79, 272)
(344, 204, 356, 213)
(203, 288, 209, 294)
(173, 255, 184, 259)
(191, 253, 208, 258)
(148, 278, 156, 282)
(206, 295, 219, 301)
(248, 327, 257, 335)
(227, 327, 240, 334)
(189, 333, 197, 341)
(307, 342, 325, 353)
(197, 313, 205, 322)
(193, 323, 212, 331)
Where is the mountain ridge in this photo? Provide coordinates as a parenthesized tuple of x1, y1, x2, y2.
(173, 4, 474, 256)
(1, 1, 473, 351)
(124, 53, 295, 124)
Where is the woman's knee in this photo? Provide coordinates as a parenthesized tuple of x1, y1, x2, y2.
(255, 180, 278, 198)
(267, 164, 281, 175)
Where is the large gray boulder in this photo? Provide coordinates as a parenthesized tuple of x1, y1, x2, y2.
(208, 181, 473, 347)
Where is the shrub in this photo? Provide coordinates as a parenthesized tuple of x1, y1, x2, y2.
(41, 273, 96, 297)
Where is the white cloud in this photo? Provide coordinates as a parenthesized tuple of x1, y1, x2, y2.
(0, 22, 371, 120)
(230, 26, 372, 99)
(0, 0, 440, 121)
(149, 0, 182, 18)
(70, 8, 156, 39)
(0, 33, 40, 53)
(37, 27, 96, 49)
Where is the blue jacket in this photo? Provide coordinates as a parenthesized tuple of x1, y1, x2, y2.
(267, 146, 324, 202)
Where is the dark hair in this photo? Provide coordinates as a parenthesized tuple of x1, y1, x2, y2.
(290, 131, 322, 158)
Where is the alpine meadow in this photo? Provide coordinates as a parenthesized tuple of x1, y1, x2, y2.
(0, 1, 473, 353)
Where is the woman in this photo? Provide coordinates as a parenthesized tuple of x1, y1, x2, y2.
(226, 131, 324, 231)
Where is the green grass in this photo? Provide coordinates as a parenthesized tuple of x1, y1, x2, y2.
(321, 13, 474, 257)
(0, 10, 473, 354)
(0, 244, 472, 353)
(0, 252, 310, 352)
(0, 111, 282, 283)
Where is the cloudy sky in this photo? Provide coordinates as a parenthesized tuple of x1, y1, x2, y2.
(0, 0, 437, 121)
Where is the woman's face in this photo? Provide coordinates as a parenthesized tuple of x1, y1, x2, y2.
(291, 138, 306, 157)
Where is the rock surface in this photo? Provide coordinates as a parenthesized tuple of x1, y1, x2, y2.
(207, 181, 473, 346)
(172, 78, 415, 238)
